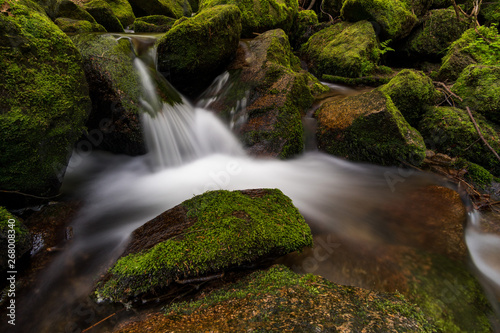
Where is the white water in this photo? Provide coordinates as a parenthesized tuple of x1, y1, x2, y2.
(16, 39, 500, 332)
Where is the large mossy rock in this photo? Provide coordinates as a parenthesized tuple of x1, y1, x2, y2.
(71, 33, 181, 155)
(199, 29, 327, 158)
(340, 0, 417, 40)
(83, 0, 124, 32)
(400, 0, 432, 17)
(199, 0, 298, 38)
(301, 20, 379, 78)
(0, 207, 31, 273)
(116, 265, 436, 332)
(316, 89, 427, 166)
(451, 65, 500, 125)
(55, 17, 106, 32)
(379, 69, 438, 127)
(400, 8, 471, 61)
(438, 25, 500, 81)
(127, 0, 192, 19)
(104, 0, 135, 28)
(156, 5, 242, 97)
(419, 106, 500, 175)
(94, 189, 313, 303)
(0, 0, 91, 197)
(133, 15, 176, 32)
(54, 0, 97, 23)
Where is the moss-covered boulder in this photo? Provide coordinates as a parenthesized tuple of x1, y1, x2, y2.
(419, 106, 500, 175)
(104, 0, 135, 28)
(127, 0, 192, 19)
(199, 0, 298, 38)
(83, 0, 124, 32)
(400, 8, 471, 61)
(54, 0, 97, 23)
(379, 69, 438, 127)
(156, 5, 242, 97)
(400, 0, 432, 17)
(94, 189, 313, 303)
(0, 207, 31, 273)
(199, 29, 327, 158)
(340, 0, 418, 40)
(0, 0, 91, 197)
(316, 89, 427, 166)
(55, 17, 106, 32)
(289, 9, 318, 49)
(71, 33, 181, 155)
(116, 265, 436, 332)
(438, 25, 500, 81)
(133, 15, 176, 32)
(451, 65, 500, 125)
(301, 20, 379, 78)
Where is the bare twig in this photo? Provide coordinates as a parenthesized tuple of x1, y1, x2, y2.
(306, 0, 316, 10)
(466, 107, 500, 163)
(82, 308, 125, 333)
(434, 81, 463, 102)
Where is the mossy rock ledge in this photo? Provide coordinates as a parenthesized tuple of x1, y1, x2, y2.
(199, 28, 327, 159)
(0, 0, 91, 197)
(156, 4, 242, 97)
(316, 89, 427, 166)
(94, 189, 313, 303)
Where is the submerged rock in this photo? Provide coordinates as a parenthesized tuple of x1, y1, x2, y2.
(0, 0, 91, 197)
(451, 65, 500, 125)
(438, 25, 500, 81)
(199, 0, 298, 38)
(0, 207, 31, 274)
(83, 0, 124, 32)
(94, 189, 313, 303)
(419, 106, 500, 175)
(156, 4, 242, 97)
(316, 89, 427, 166)
(116, 265, 435, 332)
(301, 20, 379, 78)
(199, 29, 326, 158)
(132, 15, 176, 32)
(340, 0, 417, 40)
(379, 69, 438, 127)
(127, 0, 192, 19)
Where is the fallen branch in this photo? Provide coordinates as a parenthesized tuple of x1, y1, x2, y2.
(434, 81, 463, 103)
(82, 308, 125, 333)
(466, 107, 500, 163)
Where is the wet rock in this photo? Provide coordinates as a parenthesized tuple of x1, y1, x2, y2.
(83, 0, 124, 32)
(451, 64, 500, 125)
(156, 4, 242, 97)
(0, 0, 91, 198)
(199, 29, 327, 158)
(199, 0, 298, 38)
(94, 189, 312, 303)
(127, 0, 192, 19)
(114, 264, 435, 332)
(379, 69, 438, 127)
(55, 17, 106, 33)
(419, 106, 500, 176)
(438, 25, 500, 81)
(132, 15, 176, 32)
(340, 0, 418, 40)
(316, 89, 427, 166)
(399, 8, 470, 62)
(301, 20, 379, 79)
(0, 207, 31, 275)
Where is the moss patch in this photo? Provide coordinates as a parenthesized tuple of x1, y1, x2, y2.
(83, 0, 124, 32)
(95, 189, 313, 303)
(0, 207, 31, 272)
(104, 0, 135, 27)
(133, 15, 176, 32)
(0, 0, 91, 196)
(127, 0, 192, 19)
(54, 17, 106, 33)
(301, 20, 380, 78)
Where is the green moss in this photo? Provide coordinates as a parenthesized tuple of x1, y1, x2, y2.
(127, 0, 192, 19)
(95, 190, 312, 303)
(199, 0, 298, 38)
(55, 0, 97, 23)
(0, 207, 29, 245)
(340, 0, 417, 40)
(321, 73, 392, 86)
(379, 69, 437, 127)
(481, 2, 500, 26)
(104, 0, 136, 27)
(438, 25, 500, 81)
(83, 0, 124, 32)
(451, 64, 500, 124)
(55, 17, 106, 33)
(161, 265, 435, 332)
(419, 106, 500, 175)
(453, 158, 494, 187)
(316, 89, 427, 166)
(0, 0, 90, 195)
(402, 8, 471, 60)
(399, 0, 432, 17)
(133, 15, 176, 32)
(301, 20, 380, 78)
